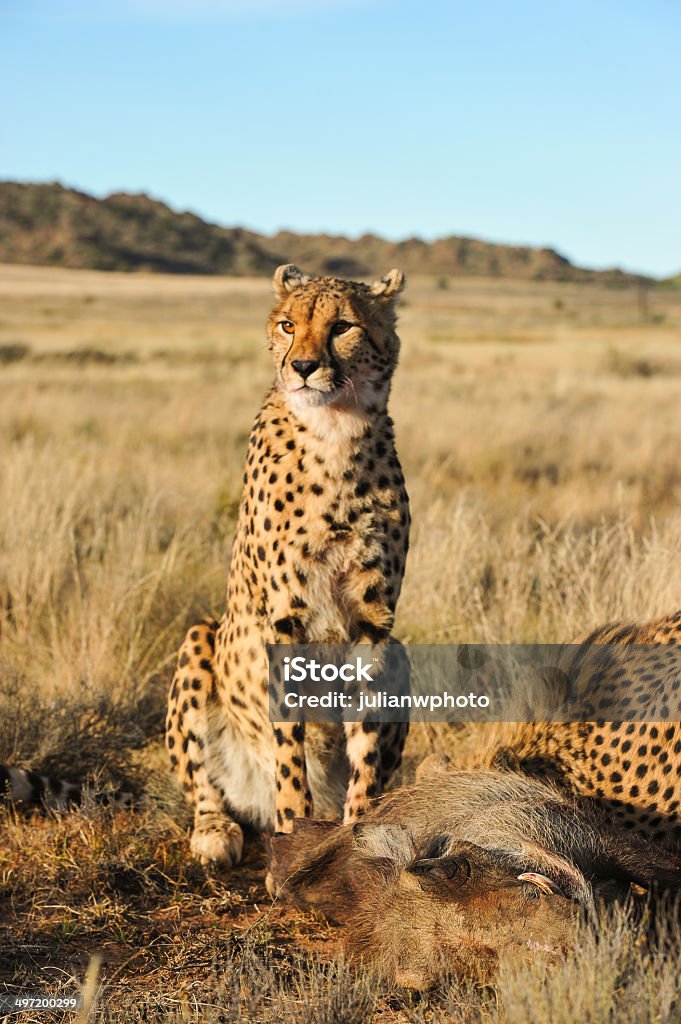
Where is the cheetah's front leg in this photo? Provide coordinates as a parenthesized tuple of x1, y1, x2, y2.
(269, 615, 314, 832)
(167, 621, 244, 867)
(343, 583, 396, 823)
(343, 721, 382, 823)
(272, 721, 313, 831)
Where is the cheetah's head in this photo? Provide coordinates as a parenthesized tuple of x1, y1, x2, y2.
(268, 265, 405, 417)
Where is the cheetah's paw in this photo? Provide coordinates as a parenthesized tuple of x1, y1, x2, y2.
(190, 820, 244, 868)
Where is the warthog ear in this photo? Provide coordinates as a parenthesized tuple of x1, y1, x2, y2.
(369, 269, 405, 300)
(415, 754, 452, 783)
(273, 264, 311, 299)
(352, 823, 415, 866)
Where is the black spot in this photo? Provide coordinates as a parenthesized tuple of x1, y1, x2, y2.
(358, 620, 386, 645)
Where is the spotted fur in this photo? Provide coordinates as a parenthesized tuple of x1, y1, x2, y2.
(476, 611, 681, 842)
(166, 266, 411, 866)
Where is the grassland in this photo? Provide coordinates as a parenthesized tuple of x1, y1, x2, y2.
(1, 264, 681, 1021)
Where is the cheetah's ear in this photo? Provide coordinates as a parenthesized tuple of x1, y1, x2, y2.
(369, 268, 405, 300)
(273, 264, 311, 299)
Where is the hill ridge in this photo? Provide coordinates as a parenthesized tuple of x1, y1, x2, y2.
(0, 180, 652, 284)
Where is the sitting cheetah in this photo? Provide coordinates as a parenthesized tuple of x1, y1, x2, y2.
(166, 265, 411, 866)
(475, 611, 681, 842)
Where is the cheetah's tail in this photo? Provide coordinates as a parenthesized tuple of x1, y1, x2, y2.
(0, 764, 134, 811)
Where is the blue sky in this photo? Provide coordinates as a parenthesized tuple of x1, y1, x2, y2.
(1, 0, 679, 276)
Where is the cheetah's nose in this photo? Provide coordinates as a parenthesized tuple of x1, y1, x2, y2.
(291, 359, 320, 380)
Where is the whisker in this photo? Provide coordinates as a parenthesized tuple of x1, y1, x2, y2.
(341, 376, 359, 407)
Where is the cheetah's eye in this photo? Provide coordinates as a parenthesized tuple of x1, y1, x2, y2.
(332, 321, 353, 335)
(280, 321, 295, 335)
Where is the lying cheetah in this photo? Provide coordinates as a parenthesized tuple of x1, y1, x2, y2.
(475, 611, 681, 842)
(166, 265, 411, 866)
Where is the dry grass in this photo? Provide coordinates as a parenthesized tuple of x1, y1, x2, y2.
(1, 264, 681, 1019)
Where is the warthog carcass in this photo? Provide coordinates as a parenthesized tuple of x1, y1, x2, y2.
(268, 756, 681, 988)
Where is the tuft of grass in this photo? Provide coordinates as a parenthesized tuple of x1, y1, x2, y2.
(32, 346, 139, 366)
(0, 341, 31, 363)
(604, 346, 661, 378)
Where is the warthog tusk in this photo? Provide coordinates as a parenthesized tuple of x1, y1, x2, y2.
(517, 872, 563, 895)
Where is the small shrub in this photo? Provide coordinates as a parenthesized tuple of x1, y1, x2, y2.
(0, 342, 31, 363)
(604, 347, 659, 378)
